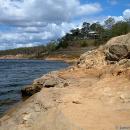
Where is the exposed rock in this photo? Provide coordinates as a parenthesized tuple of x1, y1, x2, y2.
(105, 45, 129, 61)
(118, 59, 128, 65)
(119, 93, 130, 103)
(105, 33, 130, 50)
(21, 74, 69, 97)
(43, 77, 69, 88)
(43, 78, 58, 88)
(21, 85, 42, 97)
(77, 49, 106, 69)
(72, 100, 81, 104)
(104, 33, 130, 62)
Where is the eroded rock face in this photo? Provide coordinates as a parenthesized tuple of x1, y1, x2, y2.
(106, 45, 129, 61)
(77, 49, 106, 69)
(43, 77, 69, 88)
(21, 85, 42, 97)
(104, 33, 130, 62)
(105, 33, 130, 50)
(43, 78, 58, 88)
(21, 73, 69, 97)
(1, 88, 82, 130)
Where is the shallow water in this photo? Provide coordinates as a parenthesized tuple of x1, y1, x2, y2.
(0, 59, 69, 116)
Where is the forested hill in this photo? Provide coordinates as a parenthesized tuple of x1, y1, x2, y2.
(0, 17, 130, 58)
(0, 45, 45, 55)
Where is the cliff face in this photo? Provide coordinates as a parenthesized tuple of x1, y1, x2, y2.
(1, 34, 130, 130)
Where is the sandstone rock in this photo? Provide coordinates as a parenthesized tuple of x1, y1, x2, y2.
(21, 74, 69, 97)
(125, 61, 130, 68)
(43, 78, 58, 88)
(43, 77, 69, 88)
(106, 45, 129, 61)
(120, 93, 130, 103)
(77, 49, 106, 69)
(72, 100, 81, 104)
(105, 33, 130, 50)
(21, 85, 42, 97)
(118, 59, 129, 65)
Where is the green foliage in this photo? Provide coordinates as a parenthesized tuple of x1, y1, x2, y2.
(0, 45, 46, 56)
(102, 21, 130, 40)
(54, 18, 130, 49)
(46, 41, 57, 52)
(80, 41, 88, 47)
(111, 21, 130, 37)
(90, 22, 104, 33)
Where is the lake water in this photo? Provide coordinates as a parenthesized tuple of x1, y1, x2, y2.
(0, 59, 69, 116)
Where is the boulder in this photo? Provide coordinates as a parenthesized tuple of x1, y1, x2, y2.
(105, 33, 130, 51)
(106, 45, 129, 61)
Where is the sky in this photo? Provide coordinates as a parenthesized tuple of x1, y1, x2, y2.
(0, 0, 130, 50)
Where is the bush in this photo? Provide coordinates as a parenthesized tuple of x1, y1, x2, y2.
(80, 41, 88, 47)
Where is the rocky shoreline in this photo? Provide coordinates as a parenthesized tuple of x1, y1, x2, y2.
(0, 54, 28, 59)
(0, 54, 78, 64)
(0, 33, 130, 130)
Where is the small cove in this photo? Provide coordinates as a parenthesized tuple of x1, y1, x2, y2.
(0, 59, 69, 116)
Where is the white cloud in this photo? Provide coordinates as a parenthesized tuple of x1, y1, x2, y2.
(76, 3, 102, 16)
(105, 16, 124, 22)
(0, 22, 77, 50)
(0, 0, 102, 25)
(123, 9, 130, 20)
(20, 27, 39, 33)
(15, 43, 34, 48)
(0, 0, 103, 50)
(113, 16, 124, 21)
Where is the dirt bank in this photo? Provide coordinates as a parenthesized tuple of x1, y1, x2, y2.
(45, 54, 78, 64)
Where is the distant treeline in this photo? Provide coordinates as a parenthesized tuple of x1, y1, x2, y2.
(0, 45, 46, 56)
(0, 17, 130, 57)
(0, 42, 58, 58)
(57, 17, 130, 48)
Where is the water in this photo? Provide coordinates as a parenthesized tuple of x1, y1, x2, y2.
(0, 59, 69, 116)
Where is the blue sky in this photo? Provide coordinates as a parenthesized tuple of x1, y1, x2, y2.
(0, 0, 130, 50)
(81, 0, 129, 16)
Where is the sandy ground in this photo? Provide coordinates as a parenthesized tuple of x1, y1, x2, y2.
(58, 68, 130, 130)
(0, 66, 130, 130)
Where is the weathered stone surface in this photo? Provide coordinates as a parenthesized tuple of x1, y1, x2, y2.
(0, 88, 82, 130)
(21, 85, 42, 97)
(21, 74, 69, 97)
(43, 78, 58, 88)
(104, 33, 130, 62)
(105, 33, 130, 50)
(77, 49, 106, 69)
(43, 76, 69, 88)
(106, 45, 129, 61)
(118, 59, 129, 65)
